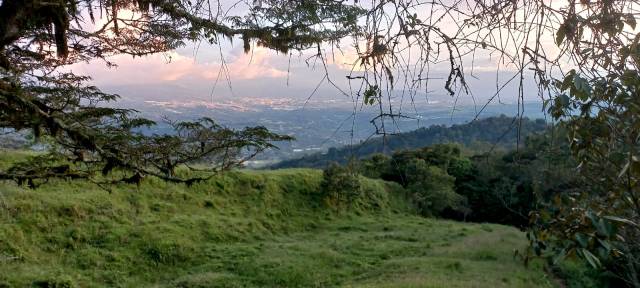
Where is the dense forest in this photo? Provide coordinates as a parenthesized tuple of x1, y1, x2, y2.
(313, 120, 573, 227)
(274, 116, 548, 169)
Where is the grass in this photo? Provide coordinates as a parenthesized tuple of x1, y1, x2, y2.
(0, 155, 554, 287)
(201, 217, 554, 288)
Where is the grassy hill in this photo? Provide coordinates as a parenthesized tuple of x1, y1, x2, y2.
(273, 116, 548, 169)
(0, 157, 554, 287)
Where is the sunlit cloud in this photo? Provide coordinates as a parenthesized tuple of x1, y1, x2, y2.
(70, 45, 288, 86)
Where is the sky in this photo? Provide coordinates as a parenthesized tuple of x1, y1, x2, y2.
(67, 1, 553, 115)
(70, 42, 545, 111)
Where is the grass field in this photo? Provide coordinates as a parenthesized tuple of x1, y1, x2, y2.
(165, 217, 553, 288)
(0, 161, 554, 287)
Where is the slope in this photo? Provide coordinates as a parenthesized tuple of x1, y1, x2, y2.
(0, 166, 553, 287)
(273, 115, 548, 169)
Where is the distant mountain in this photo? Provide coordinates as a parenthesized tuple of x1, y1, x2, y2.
(106, 96, 546, 163)
(271, 115, 549, 169)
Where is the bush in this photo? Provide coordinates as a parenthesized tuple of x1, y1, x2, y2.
(357, 144, 469, 217)
(405, 160, 464, 216)
(359, 153, 390, 179)
(320, 163, 361, 209)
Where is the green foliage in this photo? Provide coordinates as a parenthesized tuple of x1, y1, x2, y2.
(319, 162, 410, 214)
(352, 134, 580, 228)
(406, 162, 461, 216)
(273, 116, 549, 169)
(319, 162, 362, 209)
(440, 128, 577, 227)
(532, 66, 640, 287)
(363, 85, 379, 105)
(551, 260, 610, 288)
(356, 144, 469, 217)
(1, 0, 348, 186)
(359, 153, 391, 179)
(0, 114, 293, 187)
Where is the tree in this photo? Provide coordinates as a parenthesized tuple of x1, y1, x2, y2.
(521, 3, 640, 286)
(530, 73, 640, 286)
(0, 0, 364, 185)
(0, 0, 627, 182)
(404, 158, 462, 217)
(358, 144, 466, 217)
(320, 162, 361, 209)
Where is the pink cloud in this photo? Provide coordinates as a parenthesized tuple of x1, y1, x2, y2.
(70, 46, 288, 86)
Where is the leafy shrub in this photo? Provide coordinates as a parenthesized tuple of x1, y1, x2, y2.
(357, 144, 469, 217)
(405, 159, 463, 216)
(320, 163, 361, 209)
(359, 153, 390, 179)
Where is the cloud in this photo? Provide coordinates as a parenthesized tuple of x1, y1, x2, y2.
(206, 47, 289, 80)
(70, 45, 288, 86)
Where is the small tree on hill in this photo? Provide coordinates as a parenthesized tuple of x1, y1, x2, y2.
(404, 158, 463, 217)
(320, 162, 361, 210)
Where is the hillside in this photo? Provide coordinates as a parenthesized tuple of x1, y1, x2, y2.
(273, 116, 548, 169)
(0, 166, 553, 287)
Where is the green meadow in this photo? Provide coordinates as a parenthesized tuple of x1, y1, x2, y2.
(0, 157, 555, 287)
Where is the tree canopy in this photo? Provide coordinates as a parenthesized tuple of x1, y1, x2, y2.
(1, 0, 635, 182)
